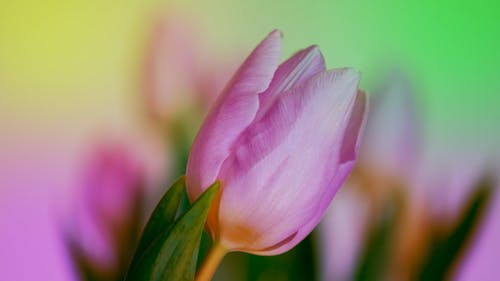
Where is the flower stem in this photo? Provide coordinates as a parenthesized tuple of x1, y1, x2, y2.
(195, 242, 228, 281)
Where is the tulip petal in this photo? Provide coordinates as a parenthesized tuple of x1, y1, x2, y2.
(186, 30, 282, 200)
(217, 68, 365, 254)
(255, 45, 325, 120)
(269, 90, 367, 256)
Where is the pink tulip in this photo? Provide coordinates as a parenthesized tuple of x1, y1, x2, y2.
(143, 14, 235, 122)
(68, 142, 145, 271)
(319, 185, 368, 281)
(186, 30, 367, 255)
(359, 71, 420, 183)
(144, 15, 201, 121)
(81, 143, 143, 226)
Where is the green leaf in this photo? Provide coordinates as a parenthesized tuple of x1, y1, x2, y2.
(128, 176, 186, 272)
(125, 181, 220, 281)
(415, 176, 495, 281)
(169, 116, 198, 177)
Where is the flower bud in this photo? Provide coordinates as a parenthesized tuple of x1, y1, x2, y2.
(186, 30, 367, 255)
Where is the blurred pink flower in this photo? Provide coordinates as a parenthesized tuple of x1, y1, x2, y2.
(82, 143, 143, 225)
(414, 150, 488, 218)
(186, 30, 367, 255)
(319, 185, 368, 281)
(65, 142, 145, 277)
(359, 70, 420, 185)
(143, 14, 233, 122)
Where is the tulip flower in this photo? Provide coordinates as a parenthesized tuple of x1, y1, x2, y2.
(186, 29, 367, 280)
(65, 143, 145, 280)
(357, 70, 420, 190)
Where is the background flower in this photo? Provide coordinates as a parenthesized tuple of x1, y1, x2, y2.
(64, 142, 144, 277)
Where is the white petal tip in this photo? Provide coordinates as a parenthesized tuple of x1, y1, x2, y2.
(269, 29, 284, 39)
(342, 68, 361, 80)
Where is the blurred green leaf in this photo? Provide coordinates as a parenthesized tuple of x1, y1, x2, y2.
(415, 177, 495, 281)
(169, 117, 196, 177)
(352, 193, 402, 281)
(125, 181, 219, 281)
(115, 185, 146, 280)
(245, 232, 318, 281)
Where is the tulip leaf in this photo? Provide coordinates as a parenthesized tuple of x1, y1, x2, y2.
(129, 176, 186, 270)
(415, 176, 494, 281)
(170, 119, 194, 176)
(125, 181, 220, 281)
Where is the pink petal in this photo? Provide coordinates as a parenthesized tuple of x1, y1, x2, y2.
(255, 45, 325, 120)
(186, 30, 282, 200)
(217, 68, 364, 254)
(456, 181, 500, 281)
(259, 89, 368, 255)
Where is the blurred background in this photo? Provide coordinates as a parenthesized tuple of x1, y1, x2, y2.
(0, 0, 499, 280)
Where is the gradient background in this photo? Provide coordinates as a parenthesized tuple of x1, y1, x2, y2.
(0, 0, 499, 280)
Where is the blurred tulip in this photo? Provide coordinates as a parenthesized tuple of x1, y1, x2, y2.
(143, 14, 237, 178)
(319, 185, 368, 281)
(143, 14, 233, 123)
(144, 15, 201, 121)
(417, 152, 488, 218)
(359, 72, 425, 279)
(64, 142, 145, 280)
(356, 71, 420, 198)
(186, 29, 367, 256)
(387, 157, 496, 280)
